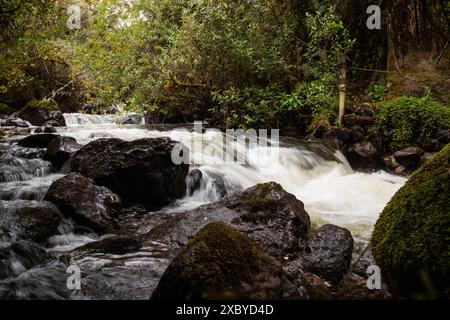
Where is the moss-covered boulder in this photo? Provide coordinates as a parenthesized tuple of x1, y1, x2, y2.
(371, 143, 450, 299)
(147, 182, 310, 260)
(18, 99, 66, 126)
(151, 222, 300, 300)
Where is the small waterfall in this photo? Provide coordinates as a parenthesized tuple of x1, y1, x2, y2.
(63, 113, 145, 127)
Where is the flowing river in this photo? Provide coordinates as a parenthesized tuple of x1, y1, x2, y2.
(0, 113, 407, 299)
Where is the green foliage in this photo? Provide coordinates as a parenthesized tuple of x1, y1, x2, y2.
(373, 96, 450, 151)
(368, 81, 387, 103)
(300, 6, 355, 130)
(371, 144, 450, 299)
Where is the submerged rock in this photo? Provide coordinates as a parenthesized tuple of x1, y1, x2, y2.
(372, 143, 450, 299)
(15, 205, 63, 242)
(71, 138, 189, 207)
(44, 173, 121, 233)
(289, 224, 354, 284)
(345, 142, 381, 171)
(151, 222, 299, 300)
(187, 169, 241, 199)
(0, 241, 50, 280)
(43, 136, 81, 169)
(0, 201, 62, 243)
(147, 182, 310, 259)
(17, 134, 59, 148)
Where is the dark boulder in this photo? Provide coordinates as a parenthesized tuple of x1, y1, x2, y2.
(351, 245, 376, 278)
(15, 205, 63, 242)
(343, 114, 373, 128)
(74, 236, 142, 255)
(18, 100, 66, 127)
(3, 116, 30, 128)
(349, 125, 365, 143)
(147, 182, 310, 259)
(345, 142, 381, 171)
(151, 222, 299, 300)
(289, 224, 354, 284)
(419, 138, 440, 153)
(283, 265, 332, 299)
(322, 127, 352, 144)
(43, 136, 81, 169)
(0, 261, 72, 299)
(187, 169, 241, 199)
(43, 126, 57, 133)
(0, 201, 61, 243)
(436, 128, 449, 144)
(393, 146, 424, 170)
(18, 134, 59, 148)
(71, 138, 189, 207)
(44, 173, 121, 233)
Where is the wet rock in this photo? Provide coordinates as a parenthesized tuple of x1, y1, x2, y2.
(43, 136, 81, 170)
(18, 100, 66, 127)
(290, 224, 354, 284)
(147, 182, 310, 259)
(0, 261, 72, 299)
(43, 126, 57, 133)
(15, 205, 63, 242)
(382, 155, 400, 172)
(44, 173, 121, 233)
(349, 125, 365, 143)
(0, 241, 50, 279)
(151, 222, 300, 300)
(436, 128, 449, 144)
(3, 116, 30, 128)
(369, 129, 385, 154)
(187, 169, 203, 196)
(419, 138, 440, 153)
(393, 146, 424, 170)
(351, 245, 376, 278)
(322, 127, 352, 144)
(345, 142, 381, 171)
(71, 138, 189, 207)
(283, 264, 332, 299)
(18, 134, 59, 148)
(74, 236, 142, 255)
(420, 152, 436, 165)
(0, 201, 61, 243)
(187, 169, 241, 199)
(343, 114, 373, 128)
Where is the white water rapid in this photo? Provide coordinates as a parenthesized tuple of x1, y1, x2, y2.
(58, 113, 406, 240)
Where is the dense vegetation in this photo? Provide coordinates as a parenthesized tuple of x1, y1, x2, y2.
(0, 0, 449, 130)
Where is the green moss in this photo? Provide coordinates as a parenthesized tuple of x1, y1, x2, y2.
(22, 99, 59, 112)
(240, 182, 283, 222)
(151, 222, 289, 300)
(371, 96, 450, 152)
(371, 143, 450, 298)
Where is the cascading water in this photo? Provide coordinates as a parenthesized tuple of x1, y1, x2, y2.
(60, 113, 406, 240)
(0, 112, 407, 299)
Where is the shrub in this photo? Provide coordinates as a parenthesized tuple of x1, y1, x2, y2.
(373, 96, 450, 151)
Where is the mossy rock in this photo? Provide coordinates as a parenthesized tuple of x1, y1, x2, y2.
(23, 99, 59, 111)
(371, 143, 450, 299)
(151, 222, 299, 300)
(18, 99, 65, 126)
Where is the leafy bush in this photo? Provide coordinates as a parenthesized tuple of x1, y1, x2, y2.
(373, 96, 450, 151)
(368, 81, 387, 102)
